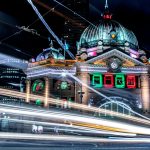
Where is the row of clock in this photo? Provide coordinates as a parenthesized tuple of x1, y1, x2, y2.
(91, 74, 137, 88)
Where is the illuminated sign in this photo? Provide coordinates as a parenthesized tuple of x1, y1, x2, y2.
(115, 74, 125, 88)
(126, 75, 136, 88)
(60, 81, 68, 90)
(104, 74, 114, 88)
(91, 73, 137, 89)
(92, 73, 103, 88)
(32, 80, 44, 93)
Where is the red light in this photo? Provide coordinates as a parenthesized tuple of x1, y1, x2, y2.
(126, 75, 136, 88)
(104, 74, 114, 88)
(103, 14, 112, 20)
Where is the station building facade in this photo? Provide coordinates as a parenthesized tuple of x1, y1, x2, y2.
(25, 10, 150, 113)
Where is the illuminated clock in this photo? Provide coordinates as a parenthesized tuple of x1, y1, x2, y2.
(107, 58, 122, 72)
(110, 31, 117, 39)
(110, 61, 118, 69)
(32, 80, 44, 93)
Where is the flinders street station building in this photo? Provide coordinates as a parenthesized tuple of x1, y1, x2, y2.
(25, 6, 150, 114)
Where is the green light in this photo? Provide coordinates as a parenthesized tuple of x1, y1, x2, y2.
(60, 81, 68, 90)
(92, 73, 103, 88)
(32, 80, 44, 92)
(115, 74, 125, 88)
(36, 99, 41, 106)
(68, 98, 72, 102)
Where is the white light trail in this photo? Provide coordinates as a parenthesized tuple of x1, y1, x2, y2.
(68, 73, 150, 121)
(0, 104, 150, 135)
(53, 0, 96, 28)
(0, 118, 135, 137)
(0, 53, 28, 69)
(26, 68, 150, 122)
(0, 132, 150, 143)
(0, 88, 150, 126)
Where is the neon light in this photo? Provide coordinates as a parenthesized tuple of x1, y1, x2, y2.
(60, 81, 68, 90)
(127, 75, 136, 88)
(115, 74, 125, 88)
(32, 80, 44, 92)
(104, 74, 114, 88)
(88, 51, 97, 57)
(92, 73, 103, 88)
(36, 99, 41, 106)
(87, 47, 98, 53)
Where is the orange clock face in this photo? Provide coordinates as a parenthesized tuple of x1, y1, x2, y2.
(111, 34, 116, 39)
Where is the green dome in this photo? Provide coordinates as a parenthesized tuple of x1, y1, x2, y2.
(36, 48, 65, 61)
(79, 20, 138, 49)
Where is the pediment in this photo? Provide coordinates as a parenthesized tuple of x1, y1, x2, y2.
(86, 49, 146, 67)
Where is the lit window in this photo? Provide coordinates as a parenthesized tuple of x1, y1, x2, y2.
(127, 75, 136, 88)
(104, 74, 114, 88)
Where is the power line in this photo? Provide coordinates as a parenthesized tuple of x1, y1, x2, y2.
(53, 0, 97, 28)
(27, 0, 75, 59)
(0, 0, 65, 43)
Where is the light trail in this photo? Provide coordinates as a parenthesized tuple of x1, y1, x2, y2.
(0, 104, 150, 135)
(0, 132, 150, 143)
(27, 68, 150, 122)
(27, 0, 75, 59)
(0, 53, 28, 69)
(53, 0, 96, 28)
(0, 88, 150, 127)
(68, 74, 150, 122)
(33, 0, 84, 28)
(0, 118, 135, 137)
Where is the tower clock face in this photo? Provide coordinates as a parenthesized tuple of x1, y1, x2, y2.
(107, 58, 122, 72)
(110, 61, 118, 69)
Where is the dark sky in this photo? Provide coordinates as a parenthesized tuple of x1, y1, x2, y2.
(90, 0, 150, 52)
(0, 0, 150, 60)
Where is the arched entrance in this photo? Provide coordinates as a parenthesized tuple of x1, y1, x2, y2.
(94, 97, 134, 117)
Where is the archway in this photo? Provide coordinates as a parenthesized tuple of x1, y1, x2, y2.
(93, 96, 134, 117)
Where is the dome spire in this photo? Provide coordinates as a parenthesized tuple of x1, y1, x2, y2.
(103, 0, 112, 20)
(105, 0, 108, 9)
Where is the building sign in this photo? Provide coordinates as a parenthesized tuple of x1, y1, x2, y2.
(115, 74, 125, 88)
(91, 73, 137, 89)
(126, 75, 136, 88)
(92, 73, 103, 88)
(104, 74, 114, 88)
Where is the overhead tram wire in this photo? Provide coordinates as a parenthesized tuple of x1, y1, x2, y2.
(27, 0, 75, 59)
(0, 0, 66, 59)
(0, 0, 65, 44)
(52, 0, 97, 28)
(27, 0, 65, 28)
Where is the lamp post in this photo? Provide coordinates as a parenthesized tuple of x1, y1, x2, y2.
(77, 85, 85, 104)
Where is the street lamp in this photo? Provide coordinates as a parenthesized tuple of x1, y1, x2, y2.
(77, 89, 85, 104)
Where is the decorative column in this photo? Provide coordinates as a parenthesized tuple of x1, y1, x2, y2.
(75, 72, 90, 105)
(26, 79, 31, 103)
(44, 77, 49, 107)
(140, 74, 150, 113)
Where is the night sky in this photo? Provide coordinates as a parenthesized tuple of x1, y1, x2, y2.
(90, 0, 150, 52)
(0, 0, 150, 60)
